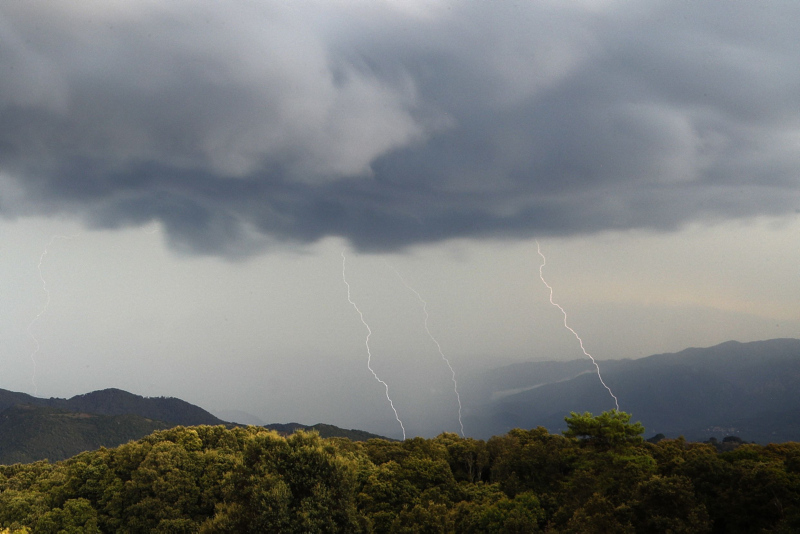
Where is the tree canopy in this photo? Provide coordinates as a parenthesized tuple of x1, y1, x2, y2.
(0, 411, 798, 533)
(563, 410, 645, 449)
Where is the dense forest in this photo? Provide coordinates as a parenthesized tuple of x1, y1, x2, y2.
(1, 411, 798, 533)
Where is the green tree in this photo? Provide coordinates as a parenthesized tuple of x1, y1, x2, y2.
(630, 475, 711, 533)
(454, 490, 545, 533)
(488, 427, 576, 498)
(435, 433, 489, 484)
(563, 410, 645, 450)
(33, 498, 101, 533)
(561, 492, 634, 534)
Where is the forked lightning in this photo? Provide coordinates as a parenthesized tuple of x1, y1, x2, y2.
(536, 241, 620, 410)
(387, 263, 465, 437)
(342, 252, 406, 440)
(27, 234, 79, 395)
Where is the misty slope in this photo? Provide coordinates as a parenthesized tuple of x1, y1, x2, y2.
(466, 338, 800, 443)
(459, 358, 597, 404)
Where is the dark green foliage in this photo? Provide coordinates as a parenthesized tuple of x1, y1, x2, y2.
(630, 475, 711, 533)
(2, 411, 800, 532)
(563, 409, 645, 450)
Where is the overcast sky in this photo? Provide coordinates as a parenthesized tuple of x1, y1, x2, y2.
(1, 1, 799, 439)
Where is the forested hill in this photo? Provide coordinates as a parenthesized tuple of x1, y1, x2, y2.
(0, 388, 390, 463)
(0, 388, 224, 427)
(0, 405, 170, 465)
(463, 338, 800, 442)
(0, 388, 224, 464)
(2, 411, 798, 533)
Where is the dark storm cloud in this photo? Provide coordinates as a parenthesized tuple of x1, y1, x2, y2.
(1, 1, 799, 254)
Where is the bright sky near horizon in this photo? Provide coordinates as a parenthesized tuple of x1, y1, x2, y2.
(1, 1, 799, 439)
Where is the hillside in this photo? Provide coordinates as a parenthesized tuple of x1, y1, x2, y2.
(0, 388, 221, 464)
(0, 404, 169, 464)
(465, 338, 800, 442)
(0, 388, 225, 427)
(49, 388, 228, 426)
(0, 387, 390, 463)
(0, 387, 228, 463)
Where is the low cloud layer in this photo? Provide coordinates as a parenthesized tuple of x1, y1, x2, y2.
(2, 1, 799, 255)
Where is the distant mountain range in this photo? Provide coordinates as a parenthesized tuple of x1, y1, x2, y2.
(462, 338, 800, 443)
(2, 338, 799, 464)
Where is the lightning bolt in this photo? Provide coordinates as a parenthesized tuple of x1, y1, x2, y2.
(341, 251, 406, 440)
(387, 263, 465, 437)
(27, 234, 79, 395)
(536, 240, 619, 411)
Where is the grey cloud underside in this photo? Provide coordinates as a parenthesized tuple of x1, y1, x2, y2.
(1, 1, 799, 255)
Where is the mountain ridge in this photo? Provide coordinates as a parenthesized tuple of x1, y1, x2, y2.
(0, 387, 225, 426)
(468, 338, 800, 442)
